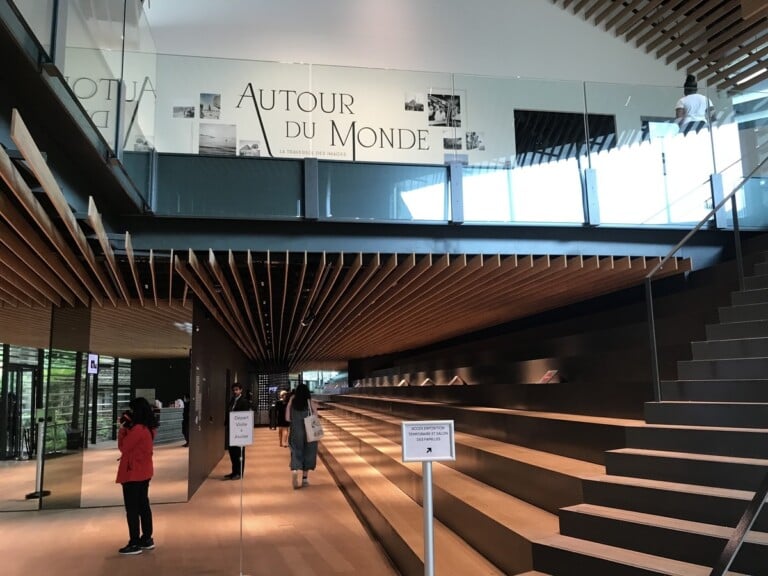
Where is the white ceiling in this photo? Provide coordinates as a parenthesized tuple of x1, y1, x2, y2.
(142, 0, 682, 86)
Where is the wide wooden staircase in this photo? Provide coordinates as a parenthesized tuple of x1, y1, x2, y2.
(316, 257, 768, 575)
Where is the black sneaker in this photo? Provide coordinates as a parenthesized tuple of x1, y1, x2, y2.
(139, 538, 155, 550)
(119, 544, 142, 555)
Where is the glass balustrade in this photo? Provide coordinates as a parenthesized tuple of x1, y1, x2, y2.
(5, 0, 767, 229)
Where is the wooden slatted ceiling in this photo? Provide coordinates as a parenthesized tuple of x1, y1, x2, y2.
(552, 0, 768, 92)
(0, 108, 692, 368)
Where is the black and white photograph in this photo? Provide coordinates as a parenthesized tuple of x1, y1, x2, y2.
(428, 93, 462, 127)
(238, 140, 262, 157)
(466, 131, 486, 151)
(442, 130, 462, 150)
(133, 135, 153, 151)
(172, 105, 195, 119)
(199, 92, 221, 120)
(404, 92, 425, 112)
(199, 123, 236, 156)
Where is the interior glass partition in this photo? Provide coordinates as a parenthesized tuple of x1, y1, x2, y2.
(10, 0, 54, 54)
(456, 75, 588, 224)
(59, 0, 127, 150)
(584, 81, 716, 226)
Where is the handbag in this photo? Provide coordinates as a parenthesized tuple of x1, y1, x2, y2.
(303, 403, 324, 443)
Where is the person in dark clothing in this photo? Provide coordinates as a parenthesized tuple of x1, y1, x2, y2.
(275, 389, 290, 447)
(224, 384, 250, 480)
(116, 397, 157, 555)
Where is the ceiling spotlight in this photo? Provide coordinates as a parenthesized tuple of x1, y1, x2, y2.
(301, 312, 316, 327)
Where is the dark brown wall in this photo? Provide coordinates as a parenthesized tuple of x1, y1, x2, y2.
(349, 260, 741, 419)
(187, 300, 252, 498)
(130, 357, 191, 406)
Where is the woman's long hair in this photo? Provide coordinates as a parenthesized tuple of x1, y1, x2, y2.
(130, 397, 158, 429)
(292, 383, 311, 411)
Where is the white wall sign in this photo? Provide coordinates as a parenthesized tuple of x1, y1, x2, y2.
(229, 410, 254, 446)
(87, 353, 99, 375)
(401, 420, 455, 462)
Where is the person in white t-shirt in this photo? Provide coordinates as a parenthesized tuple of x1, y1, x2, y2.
(675, 74, 714, 134)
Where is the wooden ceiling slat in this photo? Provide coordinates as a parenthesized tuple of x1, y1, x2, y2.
(207, 249, 258, 359)
(149, 249, 158, 307)
(0, 262, 52, 306)
(0, 151, 96, 305)
(641, 0, 702, 51)
(87, 197, 131, 306)
(189, 250, 257, 358)
(662, 4, 738, 63)
(279, 252, 308, 361)
(295, 253, 380, 364)
(175, 256, 251, 359)
(247, 251, 269, 360)
(0, 219, 76, 305)
(228, 250, 266, 360)
(0, 251, 61, 306)
(675, 11, 748, 70)
(289, 252, 329, 362)
(293, 253, 371, 365)
(10, 110, 117, 305)
(604, 0, 645, 32)
(124, 232, 144, 307)
(621, 0, 667, 40)
(0, 276, 36, 307)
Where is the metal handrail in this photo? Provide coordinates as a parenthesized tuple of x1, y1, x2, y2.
(709, 471, 768, 576)
(645, 151, 768, 402)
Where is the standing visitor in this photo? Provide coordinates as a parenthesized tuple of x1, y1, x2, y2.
(275, 389, 290, 447)
(225, 383, 250, 480)
(286, 383, 319, 489)
(675, 74, 714, 135)
(116, 397, 157, 555)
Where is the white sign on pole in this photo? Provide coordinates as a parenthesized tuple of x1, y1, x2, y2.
(229, 411, 254, 446)
(401, 420, 455, 462)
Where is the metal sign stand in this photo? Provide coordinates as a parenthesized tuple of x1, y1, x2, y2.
(229, 410, 254, 576)
(24, 420, 50, 501)
(401, 420, 456, 576)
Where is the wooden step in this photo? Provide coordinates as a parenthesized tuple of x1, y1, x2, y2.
(325, 402, 604, 513)
(532, 534, 748, 575)
(318, 427, 504, 576)
(661, 378, 768, 402)
(558, 503, 768, 573)
(605, 448, 768, 491)
(627, 422, 768, 458)
(321, 411, 559, 575)
(336, 394, 641, 464)
(691, 335, 768, 359)
(644, 400, 768, 428)
(582, 474, 768, 531)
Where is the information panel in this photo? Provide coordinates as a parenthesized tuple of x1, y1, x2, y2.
(401, 420, 455, 462)
(229, 410, 254, 446)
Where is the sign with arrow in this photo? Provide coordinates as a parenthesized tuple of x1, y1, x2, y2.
(401, 420, 455, 462)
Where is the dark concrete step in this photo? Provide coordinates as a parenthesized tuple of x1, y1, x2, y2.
(644, 400, 768, 428)
(321, 411, 557, 575)
(558, 503, 768, 574)
(604, 448, 768, 491)
(532, 534, 748, 576)
(720, 302, 768, 323)
(661, 378, 768, 402)
(677, 357, 768, 380)
(335, 394, 640, 464)
(627, 423, 768, 458)
(706, 319, 768, 340)
(732, 287, 768, 306)
(750, 263, 768, 278)
(324, 402, 603, 513)
(582, 474, 768, 532)
(691, 336, 768, 360)
(744, 273, 768, 290)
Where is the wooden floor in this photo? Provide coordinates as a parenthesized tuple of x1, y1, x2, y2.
(0, 428, 399, 576)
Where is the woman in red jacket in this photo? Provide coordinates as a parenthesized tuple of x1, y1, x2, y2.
(116, 397, 157, 555)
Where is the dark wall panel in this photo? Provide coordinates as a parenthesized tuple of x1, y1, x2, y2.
(187, 300, 252, 498)
(130, 357, 191, 406)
